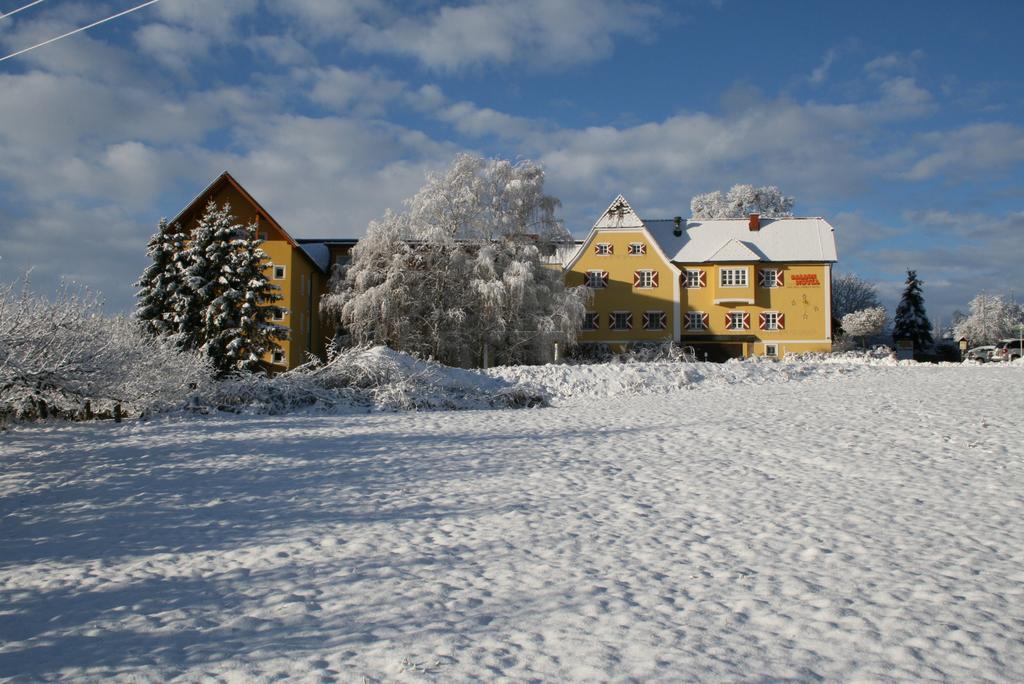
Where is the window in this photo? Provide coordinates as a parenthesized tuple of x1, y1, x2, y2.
(764, 344, 778, 357)
(271, 349, 285, 364)
(584, 270, 608, 288)
(685, 269, 706, 288)
(726, 312, 750, 330)
(272, 307, 288, 322)
(627, 242, 647, 255)
(720, 268, 748, 287)
(594, 242, 613, 255)
(685, 312, 709, 330)
(273, 264, 286, 280)
(758, 268, 783, 288)
(633, 269, 659, 289)
(759, 311, 785, 331)
(582, 312, 600, 330)
(642, 311, 667, 331)
(258, 232, 268, 242)
(609, 311, 633, 331)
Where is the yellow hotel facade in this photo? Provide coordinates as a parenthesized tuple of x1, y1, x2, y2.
(565, 196, 839, 360)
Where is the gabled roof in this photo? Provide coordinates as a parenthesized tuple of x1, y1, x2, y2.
(644, 216, 838, 263)
(170, 171, 326, 273)
(706, 238, 766, 262)
(593, 194, 644, 229)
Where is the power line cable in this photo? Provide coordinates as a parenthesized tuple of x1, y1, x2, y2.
(0, 1, 45, 21)
(0, 0, 163, 63)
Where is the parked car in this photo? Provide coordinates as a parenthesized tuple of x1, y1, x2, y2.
(965, 345, 996, 362)
(991, 339, 1024, 362)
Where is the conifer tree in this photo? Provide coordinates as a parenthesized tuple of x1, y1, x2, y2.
(892, 269, 933, 351)
(231, 225, 287, 372)
(135, 218, 182, 336)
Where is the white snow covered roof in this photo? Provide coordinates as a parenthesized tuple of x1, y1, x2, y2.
(643, 217, 838, 263)
(299, 243, 331, 272)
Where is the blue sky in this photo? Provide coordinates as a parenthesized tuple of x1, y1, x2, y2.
(2, 0, 1023, 324)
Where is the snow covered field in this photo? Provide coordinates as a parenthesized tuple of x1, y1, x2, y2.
(2, 362, 1023, 681)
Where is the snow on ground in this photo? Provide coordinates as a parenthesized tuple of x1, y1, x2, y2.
(2, 363, 1023, 681)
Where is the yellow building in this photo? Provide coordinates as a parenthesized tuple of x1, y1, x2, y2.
(565, 196, 839, 359)
(171, 172, 332, 371)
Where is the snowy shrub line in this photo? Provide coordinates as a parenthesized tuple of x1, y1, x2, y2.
(0, 279, 213, 424)
(204, 346, 547, 414)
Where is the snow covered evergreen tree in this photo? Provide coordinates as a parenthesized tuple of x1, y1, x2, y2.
(892, 270, 933, 351)
(135, 218, 182, 336)
(321, 154, 587, 367)
(231, 225, 288, 372)
(953, 294, 1023, 346)
(169, 202, 286, 375)
(690, 184, 795, 219)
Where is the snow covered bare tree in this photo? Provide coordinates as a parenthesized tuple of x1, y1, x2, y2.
(321, 154, 587, 367)
(953, 294, 1023, 346)
(690, 184, 795, 219)
(831, 273, 882, 319)
(892, 270, 932, 351)
(841, 306, 887, 348)
(135, 218, 183, 336)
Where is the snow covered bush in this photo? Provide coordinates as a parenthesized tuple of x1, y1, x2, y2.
(207, 345, 546, 413)
(1, 278, 213, 423)
(690, 184, 795, 219)
(841, 306, 887, 348)
(953, 294, 1023, 346)
(831, 273, 882, 320)
(321, 154, 588, 367)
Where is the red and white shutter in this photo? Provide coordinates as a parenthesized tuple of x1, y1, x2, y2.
(758, 270, 769, 287)
(741, 312, 751, 329)
(600, 271, 609, 287)
(651, 271, 659, 287)
(642, 312, 651, 329)
(639, 243, 647, 255)
(626, 313, 633, 330)
(700, 312, 709, 330)
(777, 313, 785, 330)
(774, 270, 784, 287)
(633, 270, 642, 287)
(725, 313, 733, 329)
(594, 244, 600, 254)
(698, 270, 707, 287)
(758, 312, 768, 330)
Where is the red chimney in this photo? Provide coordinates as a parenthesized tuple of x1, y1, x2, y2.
(748, 213, 760, 231)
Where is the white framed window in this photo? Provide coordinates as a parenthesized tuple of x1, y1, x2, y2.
(633, 269, 658, 289)
(271, 349, 285, 364)
(764, 344, 778, 357)
(594, 242, 613, 256)
(272, 307, 288, 322)
(726, 311, 750, 330)
(759, 311, 785, 331)
(720, 267, 748, 287)
(758, 268, 783, 288)
(582, 312, 599, 330)
(627, 242, 647, 256)
(685, 312, 709, 330)
(585, 270, 608, 288)
(272, 264, 286, 280)
(609, 311, 633, 331)
(685, 269, 706, 288)
(642, 310, 667, 331)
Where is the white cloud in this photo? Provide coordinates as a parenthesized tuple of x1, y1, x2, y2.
(903, 122, 1024, 180)
(810, 49, 835, 85)
(307, 66, 408, 115)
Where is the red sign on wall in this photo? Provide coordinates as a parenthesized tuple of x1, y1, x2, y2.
(791, 274, 821, 287)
